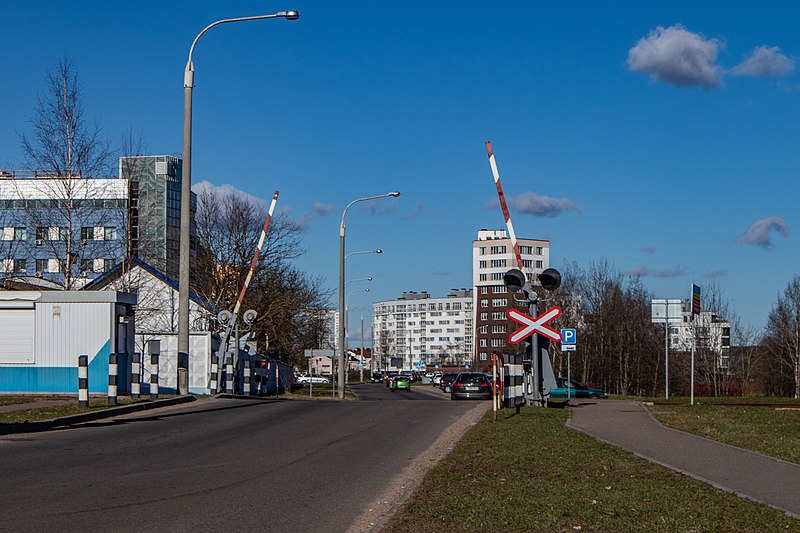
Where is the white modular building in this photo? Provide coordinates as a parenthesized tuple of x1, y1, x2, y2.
(0, 290, 136, 394)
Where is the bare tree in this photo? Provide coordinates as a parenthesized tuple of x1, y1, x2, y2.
(193, 186, 332, 368)
(17, 57, 115, 289)
(763, 276, 800, 398)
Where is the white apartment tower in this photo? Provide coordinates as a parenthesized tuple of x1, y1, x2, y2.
(372, 289, 474, 371)
(472, 229, 550, 368)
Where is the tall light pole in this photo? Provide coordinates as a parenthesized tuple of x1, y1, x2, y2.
(338, 192, 400, 399)
(178, 10, 299, 395)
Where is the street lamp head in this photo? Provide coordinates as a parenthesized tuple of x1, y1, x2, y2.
(376, 249, 383, 254)
(389, 191, 401, 197)
(367, 277, 373, 281)
(281, 10, 300, 20)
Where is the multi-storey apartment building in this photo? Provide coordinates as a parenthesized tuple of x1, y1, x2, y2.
(669, 308, 732, 370)
(373, 289, 473, 371)
(472, 229, 550, 367)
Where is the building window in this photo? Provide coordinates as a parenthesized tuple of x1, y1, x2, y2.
(492, 312, 504, 320)
(80, 227, 93, 242)
(479, 339, 487, 347)
(12, 259, 26, 273)
(519, 245, 532, 254)
(480, 299, 488, 307)
(479, 246, 486, 255)
(536, 260, 544, 269)
(491, 298, 508, 307)
(490, 259, 507, 268)
(480, 287, 488, 294)
(536, 246, 544, 255)
(490, 338, 504, 347)
(491, 324, 506, 334)
(36, 227, 47, 242)
(479, 273, 487, 281)
(13, 227, 26, 241)
(479, 326, 488, 334)
(479, 260, 487, 268)
(35, 259, 48, 274)
(104, 259, 116, 272)
(492, 286, 507, 294)
(490, 245, 507, 254)
(480, 312, 488, 321)
(479, 353, 488, 361)
(490, 272, 503, 281)
(522, 259, 532, 268)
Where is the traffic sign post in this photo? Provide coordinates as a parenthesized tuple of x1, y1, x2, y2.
(560, 329, 577, 399)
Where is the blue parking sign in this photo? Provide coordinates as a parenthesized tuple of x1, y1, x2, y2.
(561, 328, 576, 345)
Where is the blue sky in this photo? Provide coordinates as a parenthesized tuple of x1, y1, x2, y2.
(2, 1, 799, 337)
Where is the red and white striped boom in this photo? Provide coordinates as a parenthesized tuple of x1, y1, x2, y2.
(233, 190, 279, 318)
(485, 141, 524, 271)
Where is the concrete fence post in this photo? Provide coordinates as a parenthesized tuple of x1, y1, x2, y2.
(209, 354, 219, 394)
(108, 353, 118, 406)
(131, 352, 141, 400)
(148, 339, 160, 400)
(243, 358, 251, 395)
(78, 354, 89, 408)
(225, 351, 234, 393)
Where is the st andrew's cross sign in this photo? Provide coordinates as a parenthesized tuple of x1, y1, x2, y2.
(506, 307, 563, 344)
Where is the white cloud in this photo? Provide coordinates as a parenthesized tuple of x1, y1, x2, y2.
(731, 46, 795, 77)
(738, 217, 789, 247)
(623, 265, 650, 277)
(486, 191, 580, 217)
(192, 180, 266, 209)
(654, 267, 687, 278)
(312, 202, 337, 216)
(627, 24, 723, 88)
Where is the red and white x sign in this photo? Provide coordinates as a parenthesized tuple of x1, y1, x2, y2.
(507, 307, 563, 344)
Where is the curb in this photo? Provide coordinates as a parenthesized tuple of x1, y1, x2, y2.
(0, 395, 198, 435)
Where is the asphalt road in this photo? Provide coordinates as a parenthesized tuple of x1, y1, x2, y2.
(0, 385, 483, 533)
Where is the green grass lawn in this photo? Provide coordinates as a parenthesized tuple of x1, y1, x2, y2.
(0, 396, 142, 425)
(649, 400, 800, 465)
(382, 406, 799, 533)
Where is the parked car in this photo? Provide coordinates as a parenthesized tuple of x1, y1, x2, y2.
(439, 373, 459, 393)
(390, 375, 411, 392)
(549, 378, 608, 399)
(431, 372, 444, 386)
(450, 372, 493, 400)
(371, 371, 384, 383)
(296, 374, 330, 385)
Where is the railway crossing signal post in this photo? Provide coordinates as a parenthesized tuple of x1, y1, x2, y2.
(503, 267, 562, 406)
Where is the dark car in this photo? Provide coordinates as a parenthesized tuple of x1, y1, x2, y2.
(450, 372, 493, 400)
(371, 371, 383, 383)
(438, 373, 459, 393)
(549, 378, 608, 399)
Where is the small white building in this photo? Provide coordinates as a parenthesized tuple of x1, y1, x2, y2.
(669, 309, 732, 369)
(83, 257, 218, 394)
(0, 290, 136, 394)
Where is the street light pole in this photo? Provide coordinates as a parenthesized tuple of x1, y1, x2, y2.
(178, 10, 299, 395)
(338, 192, 400, 399)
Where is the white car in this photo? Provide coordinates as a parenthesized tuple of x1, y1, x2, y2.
(297, 374, 330, 385)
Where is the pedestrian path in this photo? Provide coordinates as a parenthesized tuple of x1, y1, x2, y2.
(568, 399, 800, 518)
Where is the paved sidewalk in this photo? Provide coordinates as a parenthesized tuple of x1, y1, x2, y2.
(568, 399, 800, 518)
